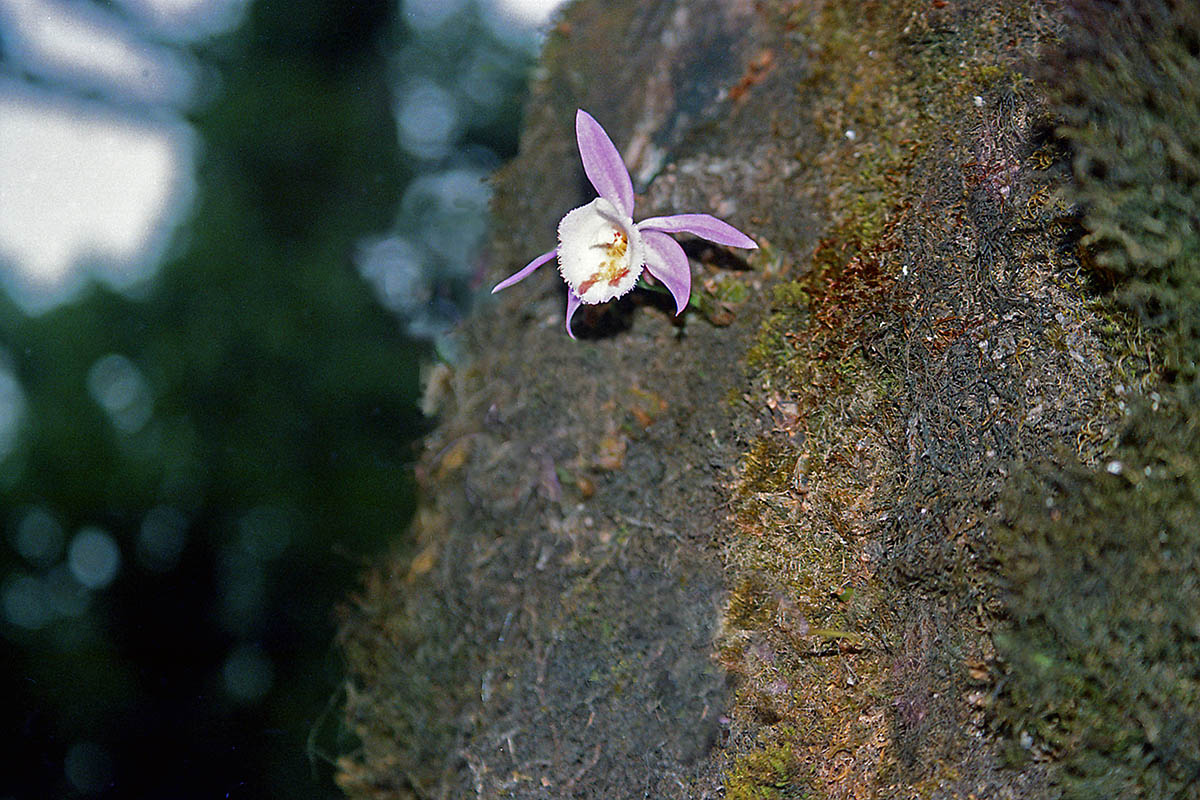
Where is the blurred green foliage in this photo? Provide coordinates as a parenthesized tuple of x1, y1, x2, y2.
(997, 405, 1200, 799)
(0, 1, 532, 798)
(1051, 0, 1200, 379)
(996, 2, 1200, 797)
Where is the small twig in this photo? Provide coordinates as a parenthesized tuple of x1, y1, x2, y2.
(565, 743, 603, 793)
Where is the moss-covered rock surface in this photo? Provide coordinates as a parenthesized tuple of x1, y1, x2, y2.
(335, 1, 1199, 797)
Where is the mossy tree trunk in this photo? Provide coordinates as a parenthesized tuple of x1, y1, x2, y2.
(336, 1, 1198, 798)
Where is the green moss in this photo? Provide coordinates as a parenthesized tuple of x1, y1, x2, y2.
(725, 743, 807, 800)
(769, 281, 809, 310)
(738, 438, 797, 497)
(1049, 0, 1200, 379)
(995, 402, 1200, 799)
(726, 574, 777, 631)
(713, 274, 752, 305)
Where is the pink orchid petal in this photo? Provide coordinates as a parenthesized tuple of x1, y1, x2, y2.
(565, 289, 583, 339)
(642, 230, 691, 316)
(575, 109, 634, 218)
(637, 213, 757, 249)
(492, 248, 557, 293)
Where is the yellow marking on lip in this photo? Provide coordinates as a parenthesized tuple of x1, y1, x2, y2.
(579, 229, 630, 295)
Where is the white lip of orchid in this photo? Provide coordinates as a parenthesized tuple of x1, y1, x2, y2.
(556, 197, 646, 304)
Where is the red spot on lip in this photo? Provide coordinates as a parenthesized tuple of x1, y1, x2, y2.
(578, 267, 630, 295)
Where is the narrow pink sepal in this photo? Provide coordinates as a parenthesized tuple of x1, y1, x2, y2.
(637, 213, 757, 249)
(565, 290, 583, 339)
(575, 109, 634, 218)
(492, 248, 557, 293)
(642, 230, 691, 316)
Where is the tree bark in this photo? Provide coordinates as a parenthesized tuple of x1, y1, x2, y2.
(336, 1, 1182, 797)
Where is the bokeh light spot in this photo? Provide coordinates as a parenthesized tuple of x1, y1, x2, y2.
(396, 79, 460, 160)
(0, 82, 197, 312)
(402, 167, 492, 265)
(67, 527, 121, 590)
(2, 571, 53, 630)
(87, 353, 153, 434)
(112, 0, 251, 42)
(13, 506, 64, 567)
(64, 741, 115, 794)
(485, 0, 567, 37)
(357, 235, 431, 318)
(0, 360, 26, 462)
(222, 643, 274, 703)
(401, 0, 468, 31)
(0, 0, 196, 105)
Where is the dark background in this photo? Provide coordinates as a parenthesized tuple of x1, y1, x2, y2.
(0, 1, 535, 797)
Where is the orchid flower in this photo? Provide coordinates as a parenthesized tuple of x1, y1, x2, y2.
(492, 109, 757, 338)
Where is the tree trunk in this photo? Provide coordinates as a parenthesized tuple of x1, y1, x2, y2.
(337, 1, 1199, 797)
